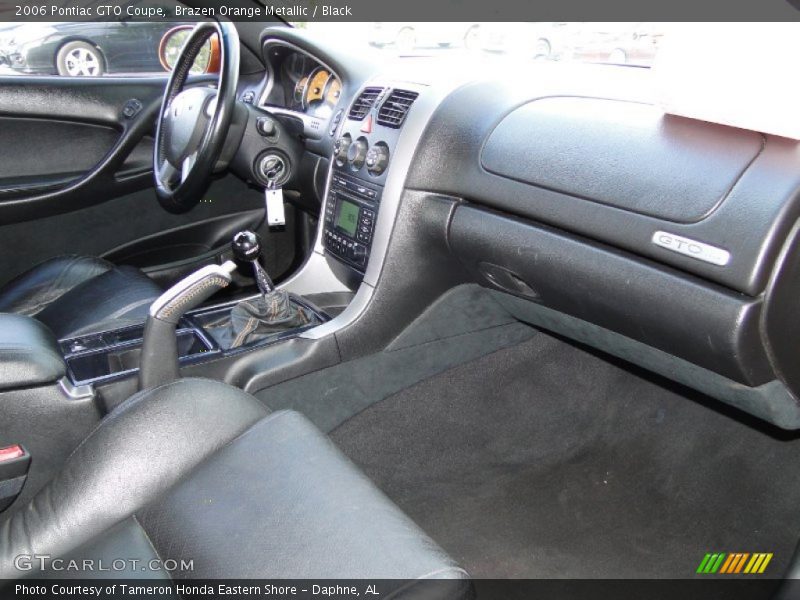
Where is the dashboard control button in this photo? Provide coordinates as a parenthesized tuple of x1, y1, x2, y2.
(352, 243, 367, 263)
(360, 114, 374, 134)
(347, 136, 369, 171)
(122, 98, 143, 119)
(256, 116, 277, 137)
(333, 134, 352, 167)
(366, 142, 390, 176)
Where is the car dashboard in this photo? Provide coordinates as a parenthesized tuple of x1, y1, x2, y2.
(242, 26, 800, 433)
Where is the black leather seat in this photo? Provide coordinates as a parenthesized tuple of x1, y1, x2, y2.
(0, 255, 161, 339)
(0, 378, 471, 595)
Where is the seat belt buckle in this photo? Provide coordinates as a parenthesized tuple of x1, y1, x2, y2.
(0, 444, 31, 513)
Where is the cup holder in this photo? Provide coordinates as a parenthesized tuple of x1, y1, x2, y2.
(64, 328, 213, 385)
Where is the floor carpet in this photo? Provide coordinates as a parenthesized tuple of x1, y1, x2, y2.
(331, 332, 800, 580)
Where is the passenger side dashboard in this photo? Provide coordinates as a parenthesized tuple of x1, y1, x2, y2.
(406, 68, 800, 429)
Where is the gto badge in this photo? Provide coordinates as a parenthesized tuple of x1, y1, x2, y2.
(651, 231, 730, 266)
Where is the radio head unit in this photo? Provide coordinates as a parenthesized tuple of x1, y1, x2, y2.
(323, 172, 380, 271)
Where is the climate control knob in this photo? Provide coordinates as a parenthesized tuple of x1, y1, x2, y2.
(333, 134, 351, 167)
(352, 243, 367, 264)
(347, 136, 369, 171)
(365, 142, 390, 176)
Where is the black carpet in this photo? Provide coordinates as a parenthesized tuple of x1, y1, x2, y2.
(331, 333, 800, 579)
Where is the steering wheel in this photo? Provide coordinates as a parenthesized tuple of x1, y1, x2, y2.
(154, 21, 240, 213)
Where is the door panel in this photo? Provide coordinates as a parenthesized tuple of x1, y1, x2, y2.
(0, 74, 215, 223)
(103, 207, 270, 288)
(0, 118, 118, 183)
(0, 176, 297, 288)
(105, 211, 265, 267)
(0, 75, 298, 288)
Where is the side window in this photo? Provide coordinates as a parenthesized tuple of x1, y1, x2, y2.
(0, 1, 202, 78)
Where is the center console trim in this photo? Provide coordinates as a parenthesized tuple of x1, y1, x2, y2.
(58, 294, 330, 389)
(278, 76, 460, 340)
(61, 324, 217, 387)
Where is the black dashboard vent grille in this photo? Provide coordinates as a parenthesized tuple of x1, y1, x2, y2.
(348, 87, 383, 120)
(377, 89, 419, 128)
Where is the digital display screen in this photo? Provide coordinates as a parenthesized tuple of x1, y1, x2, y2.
(336, 200, 359, 236)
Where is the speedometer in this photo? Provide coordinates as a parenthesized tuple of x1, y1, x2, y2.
(304, 67, 331, 108)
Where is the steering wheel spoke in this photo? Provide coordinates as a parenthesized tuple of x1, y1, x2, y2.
(158, 159, 179, 186)
(181, 152, 197, 184)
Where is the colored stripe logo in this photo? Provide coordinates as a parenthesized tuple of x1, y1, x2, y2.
(697, 552, 773, 574)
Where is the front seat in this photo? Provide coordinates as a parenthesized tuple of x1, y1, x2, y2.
(0, 255, 161, 339)
(0, 378, 471, 596)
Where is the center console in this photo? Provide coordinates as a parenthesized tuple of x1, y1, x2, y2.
(59, 294, 326, 388)
(57, 230, 331, 390)
(0, 258, 329, 512)
(323, 87, 419, 273)
(323, 173, 380, 270)
(62, 324, 209, 386)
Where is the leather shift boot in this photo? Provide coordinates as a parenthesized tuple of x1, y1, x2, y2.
(230, 290, 311, 348)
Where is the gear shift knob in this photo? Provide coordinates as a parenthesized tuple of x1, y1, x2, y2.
(231, 230, 262, 262)
(231, 230, 275, 297)
(228, 230, 309, 349)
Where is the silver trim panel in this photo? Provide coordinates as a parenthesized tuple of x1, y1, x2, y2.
(651, 231, 731, 266)
(58, 377, 94, 400)
(290, 77, 453, 338)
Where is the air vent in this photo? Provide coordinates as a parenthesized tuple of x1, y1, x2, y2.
(348, 87, 383, 121)
(377, 89, 419, 128)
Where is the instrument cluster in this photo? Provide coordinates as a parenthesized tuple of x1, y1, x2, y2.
(272, 50, 342, 119)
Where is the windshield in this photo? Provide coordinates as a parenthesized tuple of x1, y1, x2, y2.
(299, 22, 664, 67)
